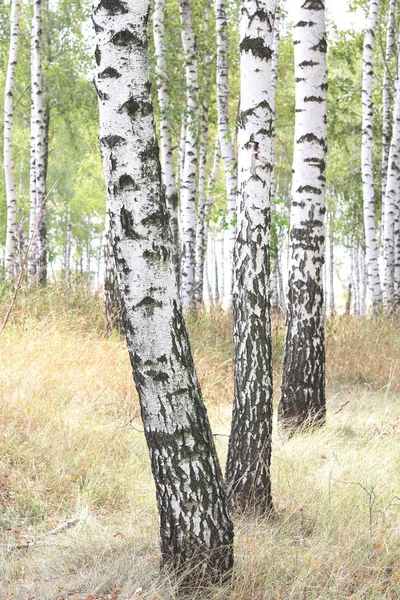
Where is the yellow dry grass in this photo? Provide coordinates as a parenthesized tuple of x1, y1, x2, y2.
(0, 288, 400, 599)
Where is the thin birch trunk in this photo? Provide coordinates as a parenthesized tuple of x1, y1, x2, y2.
(153, 0, 179, 260)
(360, 246, 367, 315)
(37, 107, 49, 285)
(226, 0, 276, 514)
(362, 0, 382, 307)
(63, 212, 72, 282)
(196, 140, 221, 305)
(279, 0, 327, 432)
(270, 2, 280, 200)
(215, 0, 237, 274)
(179, 0, 199, 310)
(329, 215, 335, 316)
(381, 0, 397, 222)
(383, 35, 400, 308)
(4, 0, 20, 280)
(352, 242, 360, 316)
(194, 7, 211, 307)
(271, 257, 279, 310)
(394, 199, 400, 306)
(93, 0, 233, 581)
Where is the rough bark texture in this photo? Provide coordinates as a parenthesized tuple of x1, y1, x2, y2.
(279, 0, 327, 432)
(153, 0, 179, 261)
(179, 0, 199, 310)
(225, 0, 275, 514)
(362, 0, 382, 308)
(4, 0, 20, 280)
(215, 0, 237, 274)
(93, 0, 233, 583)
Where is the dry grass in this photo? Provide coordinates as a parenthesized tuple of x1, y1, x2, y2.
(1, 288, 400, 599)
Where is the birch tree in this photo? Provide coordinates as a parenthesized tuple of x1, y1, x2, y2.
(381, 0, 397, 220)
(179, 0, 199, 309)
(30, 0, 48, 285)
(93, 0, 233, 582)
(226, 0, 275, 513)
(279, 0, 327, 432)
(215, 0, 237, 267)
(361, 0, 382, 307)
(153, 0, 179, 262)
(383, 35, 400, 308)
(4, 0, 20, 280)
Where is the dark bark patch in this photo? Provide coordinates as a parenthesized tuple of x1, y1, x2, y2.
(95, 0, 128, 15)
(95, 45, 101, 66)
(119, 174, 139, 191)
(99, 67, 121, 79)
(240, 37, 273, 61)
(119, 97, 152, 119)
(111, 29, 146, 49)
(120, 205, 139, 239)
(101, 135, 126, 149)
(146, 369, 169, 383)
(311, 36, 327, 53)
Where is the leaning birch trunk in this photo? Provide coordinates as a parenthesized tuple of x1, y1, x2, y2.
(179, 0, 199, 310)
(383, 38, 400, 309)
(362, 0, 382, 308)
(215, 0, 237, 281)
(381, 0, 397, 224)
(153, 0, 179, 261)
(4, 0, 20, 280)
(30, 0, 48, 285)
(226, 0, 275, 514)
(279, 1, 327, 432)
(93, 0, 233, 582)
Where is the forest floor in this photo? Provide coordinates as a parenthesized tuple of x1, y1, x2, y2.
(1, 286, 400, 600)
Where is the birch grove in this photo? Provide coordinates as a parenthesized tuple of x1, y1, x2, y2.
(93, 0, 233, 581)
(4, 0, 20, 280)
(280, 0, 327, 431)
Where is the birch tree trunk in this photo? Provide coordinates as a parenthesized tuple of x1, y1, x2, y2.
(179, 0, 199, 310)
(360, 246, 367, 315)
(4, 0, 20, 280)
(28, 99, 38, 284)
(383, 37, 400, 309)
(226, 0, 275, 514)
(381, 0, 396, 221)
(63, 212, 72, 282)
(215, 0, 237, 271)
(93, 0, 233, 582)
(30, 0, 48, 285)
(352, 242, 360, 315)
(195, 140, 221, 305)
(329, 215, 335, 316)
(362, 0, 382, 308)
(153, 0, 179, 261)
(394, 201, 400, 306)
(279, 0, 327, 432)
(194, 95, 210, 306)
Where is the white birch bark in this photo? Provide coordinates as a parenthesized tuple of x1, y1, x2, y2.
(381, 0, 397, 217)
(360, 246, 367, 315)
(270, 2, 280, 199)
(352, 242, 360, 315)
(279, 0, 327, 431)
(4, 0, 20, 280)
(153, 0, 179, 257)
(226, 0, 276, 513)
(30, 0, 48, 285)
(383, 37, 400, 308)
(28, 100, 37, 284)
(362, 0, 382, 307)
(196, 140, 221, 305)
(394, 201, 400, 305)
(63, 212, 72, 282)
(215, 0, 237, 270)
(194, 95, 210, 306)
(179, 0, 199, 310)
(93, 0, 233, 580)
(329, 215, 335, 316)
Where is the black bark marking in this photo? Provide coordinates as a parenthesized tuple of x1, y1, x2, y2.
(99, 66, 121, 79)
(240, 37, 273, 61)
(101, 135, 126, 149)
(111, 29, 146, 49)
(95, 45, 101, 66)
(119, 97, 153, 119)
(119, 174, 139, 191)
(95, 0, 128, 15)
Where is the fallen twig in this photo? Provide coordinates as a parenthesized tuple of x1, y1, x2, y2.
(1, 516, 79, 551)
